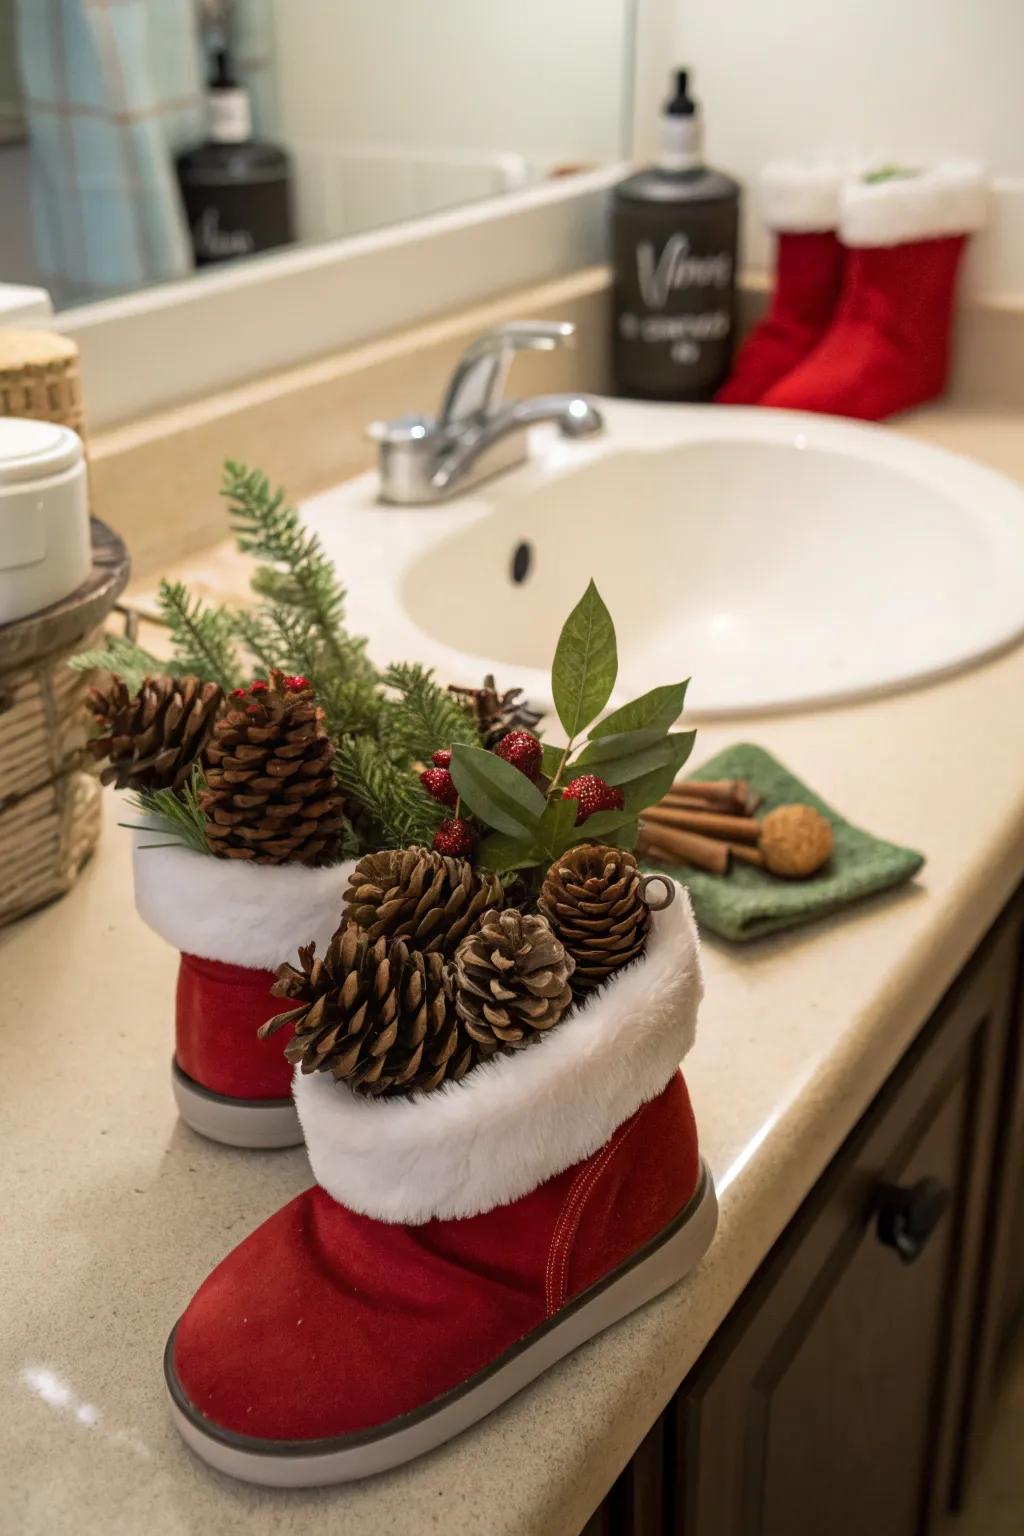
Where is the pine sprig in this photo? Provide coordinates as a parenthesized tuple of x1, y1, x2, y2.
(68, 635, 166, 694)
(122, 765, 211, 854)
(157, 579, 242, 690)
(333, 737, 443, 849)
(221, 462, 368, 682)
(378, 661, 482, 765)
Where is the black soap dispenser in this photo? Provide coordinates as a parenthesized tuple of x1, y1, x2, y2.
(176, 46, 294, 268)
(612, 70, 740, 401)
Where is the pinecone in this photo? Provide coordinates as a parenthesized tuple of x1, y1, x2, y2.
(87, 673, 222, 792)
(262, 923, 472, 1097)
(454, 908, 575, 1049)
(342, 845, 502, 957)
(449, 673, 543, 750)
(200, 671, 344, 865)
(539, 844, 651, 997)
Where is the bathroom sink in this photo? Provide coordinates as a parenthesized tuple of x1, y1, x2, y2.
(304, 400, 1024, 718)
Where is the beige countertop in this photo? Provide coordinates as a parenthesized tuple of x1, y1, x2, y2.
(4, 408, 1024, 1536)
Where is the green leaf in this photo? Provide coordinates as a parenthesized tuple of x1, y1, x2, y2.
(450, 745, 547, 838)
(579, 726, 666, 762)
(589, 681, 689, 738)
(551, 580, 617, 740)
(536, 795, 580, 860)
(475, 831, 541, 873)
(541, 742, 565, 780)
(622, 731, 698, 814)
(566, 806, 638, 844)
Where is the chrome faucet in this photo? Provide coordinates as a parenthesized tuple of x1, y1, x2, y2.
(368, 321, 604, 505)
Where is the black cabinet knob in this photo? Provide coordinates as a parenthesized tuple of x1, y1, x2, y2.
(875, 1178, 951, 1263)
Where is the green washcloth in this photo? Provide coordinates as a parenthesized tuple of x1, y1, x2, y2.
(646, 743, 924, 943)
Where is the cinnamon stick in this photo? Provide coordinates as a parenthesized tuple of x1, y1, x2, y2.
(636, 824, 730, 875)
(665, 779, 763, 816)
(642, 803, 761, 845)
(728, 841, 765, 867)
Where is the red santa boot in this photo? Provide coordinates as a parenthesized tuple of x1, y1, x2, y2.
(761, 161, 986, 419)
(164, 884, 716, 1486)
(716, 162, 846, 404)
(133, 840, 352, 1148)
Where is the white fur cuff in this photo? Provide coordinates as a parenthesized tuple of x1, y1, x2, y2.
(294, 884, 703, 1225)
(760, 161, 847, 232)
(132, 837, 353, 970)
(840, 161, 987, 247)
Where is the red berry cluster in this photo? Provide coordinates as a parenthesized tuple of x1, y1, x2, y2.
(494, 729, 542, 779)
(562, 773, 624, 826)
(433, 817, 476, 857)
(420, 747, 458, 808)
(230, 674, 309, 699)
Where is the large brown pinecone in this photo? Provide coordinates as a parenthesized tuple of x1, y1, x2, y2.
(342, 845, 502, 957)
(87, 673, 222, 792)
(454, 908, 575, 1049)
(200, 670, 344, 865)
(448, 673, 543, 750)
(538, 844, 651, 997)
(262, 923, 472, 1096)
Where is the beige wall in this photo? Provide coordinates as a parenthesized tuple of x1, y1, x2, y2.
(675, 0, 1024, 300)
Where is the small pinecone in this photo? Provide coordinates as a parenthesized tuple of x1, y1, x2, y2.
(539, 844, 651, 997)
(449, 673, 543, 750)
(342, 845, 502, 957)
(263, 924, 472, 1096)
(87, 674, 223, 792)
(454, 908, 575, 1049)
(200, 671, 344, 865)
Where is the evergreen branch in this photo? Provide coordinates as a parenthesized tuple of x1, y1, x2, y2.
(123, 766, 211, 854)
(221, 461, 358, 678)
(157, 579, 242, 689)
(68, 635, 166, 694)
(379, 661, 481, 765)
(333, 737, 443, 849)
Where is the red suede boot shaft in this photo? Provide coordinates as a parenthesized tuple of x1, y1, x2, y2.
(716, 230, 843, 404)
(762, 235, 967, 419)
(176, 952, 294, 1100)
(173, 1072, 701, 1441)
(563, 1071, 699, 1306)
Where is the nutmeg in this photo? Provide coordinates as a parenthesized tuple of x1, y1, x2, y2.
(759, 804, 833, 879)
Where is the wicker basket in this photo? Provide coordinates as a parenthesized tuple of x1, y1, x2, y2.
(0, 521, 130, 928)
(0, 329, 86, 439)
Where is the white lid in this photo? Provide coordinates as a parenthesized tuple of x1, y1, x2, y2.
(0, 418, 83, 488)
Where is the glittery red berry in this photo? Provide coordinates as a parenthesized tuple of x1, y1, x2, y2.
(249, 679, 268, 694)
(561, 773, 625, 825)
(230, 687, 247, 698)
(433, 817, 476, 857)
(432, 748, 452, 768)
(283, 674, 310, 692)
(495, 730, 542, 779)
(420, 766, 458, 807)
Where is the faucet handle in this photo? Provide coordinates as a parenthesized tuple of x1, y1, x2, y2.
(438, 320, 576, 426)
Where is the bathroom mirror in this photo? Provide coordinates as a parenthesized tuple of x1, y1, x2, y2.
(0, 0, 635, 310)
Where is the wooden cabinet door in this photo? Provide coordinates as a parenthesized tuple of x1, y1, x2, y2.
(670, 901, 1021, 1536)
(950, 892, 1024, 1506)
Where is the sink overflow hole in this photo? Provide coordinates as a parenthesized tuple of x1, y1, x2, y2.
(511, 542, 532, 585)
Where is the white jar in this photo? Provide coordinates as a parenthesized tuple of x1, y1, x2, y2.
(0, 417, 90, 626)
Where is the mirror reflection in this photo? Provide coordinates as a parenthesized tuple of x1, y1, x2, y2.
(0, 0, 632, 309)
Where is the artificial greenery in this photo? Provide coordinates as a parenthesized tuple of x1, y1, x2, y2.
(120, 765, 211, 854)
(156, 579, 243, 690)
(72, 460, 470, 855)
(334, 736, 444, 850)
(450, 580, 695, 878)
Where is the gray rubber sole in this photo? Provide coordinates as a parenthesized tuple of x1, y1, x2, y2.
(171, 1058, 302, 1149)
(165, 1159, 717, 1487)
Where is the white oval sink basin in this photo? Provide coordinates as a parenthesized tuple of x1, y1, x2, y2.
(303, 400, 1024, 718)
